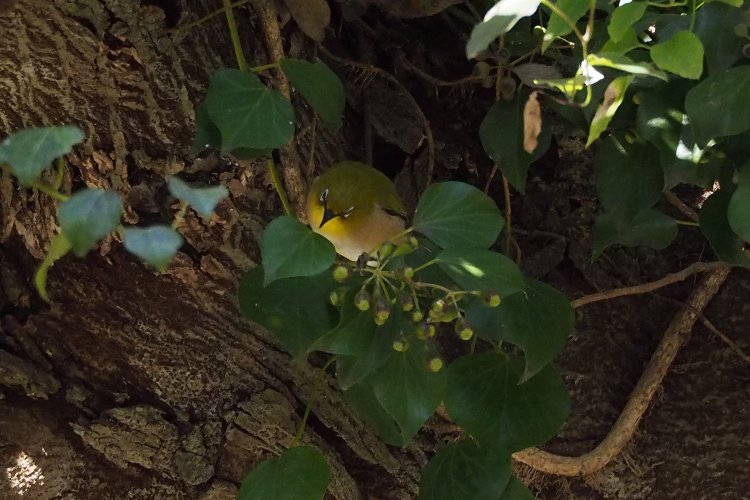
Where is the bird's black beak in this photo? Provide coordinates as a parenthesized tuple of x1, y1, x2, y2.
(319, 208, 336, 228)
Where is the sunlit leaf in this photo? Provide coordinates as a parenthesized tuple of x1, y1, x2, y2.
(587, 75, 634, 146)
(419, 439, 511, 500)
(466, 277, 573, 381)
(123, 225, 184, 272)
(280, 58, 345, 132)
(237, 446, 330, 500)
(436, 247, 525, 298)
(0, 126, 83, 186)
(260, 216, 336, 286)
(466, 0, 541, 58)
(543, 0, 590, 51)
(238, 266, 340, 359)
(650, 30, 704, 80)
(59, 188, 123, 257)
(608, 1, 648, 42)
(168, 177, 229, 219)
(587, 53, 667, 80)
(445, 354, 570, 453)
(413, 182, 504, 249)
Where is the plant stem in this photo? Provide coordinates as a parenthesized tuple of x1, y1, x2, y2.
(171, 0, 253, 32)
(411, 258, 437, 274)
(172, 201, 189, 229)
(689, 0, 696, 31)
(268, 158, 294, 217)
(676, 220, 700, 227)
(250, 62, 281, 73)
(291, 356, 336, 447)
(222, 0, 246, 71)
(539, 0, 585, 41)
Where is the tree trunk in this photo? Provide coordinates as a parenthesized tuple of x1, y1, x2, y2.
(0, 1, 421, 498)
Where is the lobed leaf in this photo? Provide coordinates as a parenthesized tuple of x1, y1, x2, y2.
(168, 177, 229, 219)
(237, 446, 330, 500)
(608, 1, 648, 42)
(343, 378, 403, 446)
(58, 188, 123, 257)
(123, 225, 184, 272)
(436, 247, 525, 298)
(280, 58, 345, 132)
(592, 208, 678, 259)
(0, 126, 83, 186)
(650, 30, 704, 80)
(699, 186, 750, 267)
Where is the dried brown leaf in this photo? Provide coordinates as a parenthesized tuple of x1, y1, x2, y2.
(283, 0, 330, 42)
(523, 92, 542, 154)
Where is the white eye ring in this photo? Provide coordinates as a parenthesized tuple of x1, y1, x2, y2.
(319, 188, 329, 204)
(342, 206, 354, 218)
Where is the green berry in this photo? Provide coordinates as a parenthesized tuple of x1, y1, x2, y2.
(374, 297, 391, 326)
(393, 339, 408, 352)
(378, 241, 395, 260)
(428, 357, 444, 372)
(431, 299, 447, 314)
(473, 61, 491, 78)
(416, 321, 436, 339)
(482, 290, 501, 308)
(398, 292, 414, 311)
(734, 23, 748, 38)
(455, 318, 474, 341)
(333, 264, 352, 283)
(410, 310, 424, 323)
(329, 287, 348, 306)
(355, 289, 372, 311)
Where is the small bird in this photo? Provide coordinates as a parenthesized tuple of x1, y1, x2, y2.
(307, 161, 407, 262)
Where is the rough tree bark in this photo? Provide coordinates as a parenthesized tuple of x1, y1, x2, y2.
(0, 1, 423, 498)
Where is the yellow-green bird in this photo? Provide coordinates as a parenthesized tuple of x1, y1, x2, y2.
(307, 162, 407, 261)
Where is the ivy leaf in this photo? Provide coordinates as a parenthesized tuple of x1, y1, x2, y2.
(685, 66, 750, 147)
(700, 186, 750, 267)
(601, 28, 641, 55)
(413, 182, 504, 249)
(728, 168, 750, 243)
(419, 439, 512, 500)
(594, 137, 663, 221)
(608, 1, 648, 42)
(335, 314, 400, 390)
(498, 477, 535, 500)
(466, 0, 541, 59)
(592, 209, 678, 259)
(123, 225, 184, 272)
(191, 103, 270, 158)
(312, 293, 377, 355)
(204, 68, 295, 153)
(58, 188, 123, 257)
(587, 53, 668, 80)
(587, 75, 634, 146)
(280, 58, 345, 132)
(261, 216, 336, 286)
(35, 232, 72, 303)
(0, 126, 83, 186)
(650, 30, 704, 80)
(543, 0, 590, 51)
(466, 277, 573, 381)
(444, 354, 570, 453)
(479, 93, 551, 193)
(372, 342, 446, 445)
(238, 266, 340, 359)
(343, 378, 403, 446)
(168, 177, 228, 219)
(694, 2, 746, 76)
(436, 247, 525, 298)
(237, 446, 330, 500)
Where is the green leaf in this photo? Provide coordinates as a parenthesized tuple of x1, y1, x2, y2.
(594, 137, 663, 221)
(58, 188, 123, 257)
(419, 439, 511, 500)
(592, 208, 678, 259)
(0, 126, 83, 186)
(466, 0, 541, 58)
(728, 168, 750, 243)
(608, 1, 648, 42)
(650, 30, 704, 80)
(466, 277, 573, 381)
(35, 232, 72, 303)
(204, 68, 295, 153)
(413, 182, 504, 249)
(587, 75, 634, 146)
(479, 93, 551, 193)
(699, 186, 750, 267)
(445, 354, 570, 453)
(168, 177, 228, 219)
(498, 477, 535, 500)
(587, 53, 668, 80)
(279, 58, 345, 132)
(343, 378, 403, 446)
(312, 293, 377, 355)
(372, 342, 446, 445)
(238, 266, 340, 359)
(694, 2, 746, 76)
(543, 0, 590, 51)
(436, 247, 525, 298)
(335, 312, 400, 390)
(123, 225, 184, 272)
(261, 216, 336, 286)
(237, 446, 330, 500)
(601, 28, 641, 54)
(685, 66, 750, 147)
(191, 102, 270, 158)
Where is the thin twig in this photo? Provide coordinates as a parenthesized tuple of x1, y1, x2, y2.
(268, 158, 293, 217)
(571, 261, 728, 309)
(319, 46, 435, 188)
(170, 0, 252, 33)
(484, 164, 498, 193)
(398, 54, 483, 88)
(513, 266, 730, 475)
(291, 356, 336, 447)
(664, 190, 699, 222)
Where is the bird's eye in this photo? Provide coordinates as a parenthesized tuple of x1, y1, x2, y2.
(342, 206, 354, 218)
(319, 189, 329, 204)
